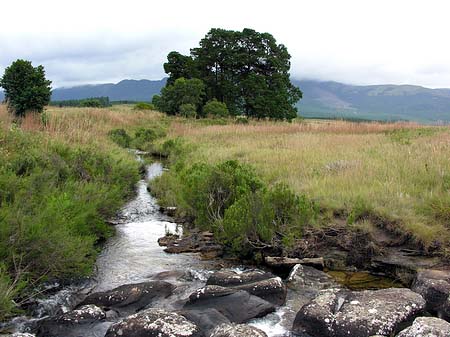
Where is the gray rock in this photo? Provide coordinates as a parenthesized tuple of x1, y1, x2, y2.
(209, 323, 268, 337)
(179, 309, 230, 335)
(206, 269, 287, 306)
(206, 270, 274, 287)
(396, 317, 450, 337)
(293, 287, 426, 337)
(105, 308, 201, 337)
(36, 305, 110, 337)
(184, 289, 275, 323)
(79, 281, 175, 315)
(411, 269, 450, 318)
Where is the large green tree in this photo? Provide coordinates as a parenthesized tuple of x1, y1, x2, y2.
(0, 59, 52, 117)
(163, 28, 302, 120)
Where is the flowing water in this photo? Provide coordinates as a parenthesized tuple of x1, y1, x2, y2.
(3, 161, 292, 336)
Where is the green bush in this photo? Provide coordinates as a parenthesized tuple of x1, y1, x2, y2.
(179, 103, 197, 118)
(132, 127, 166, 150)
(108, 128, 132, 148)
(0, 129, 140, 318)
(203, 99, 229, 118)
(235, 116, 249, 124)
(134, 102, 155, 110)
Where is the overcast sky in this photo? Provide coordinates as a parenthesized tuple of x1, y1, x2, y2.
(1, 0, 450, 88)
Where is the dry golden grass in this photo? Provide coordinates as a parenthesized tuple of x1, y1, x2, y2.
(169, 118, 450, 246)
(0, 104, 165, 149)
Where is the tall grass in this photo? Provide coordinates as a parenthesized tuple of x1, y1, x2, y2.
(167, 118, 450, 247)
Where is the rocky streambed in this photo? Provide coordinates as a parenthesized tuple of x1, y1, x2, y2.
(3, 162, 450, 337)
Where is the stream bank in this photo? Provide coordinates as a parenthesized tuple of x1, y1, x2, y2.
(2, 161, 450, 337)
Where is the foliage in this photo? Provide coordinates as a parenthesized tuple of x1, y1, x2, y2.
(133, 102, 155, 110)
(203, 99, 229, 118)
(108, 128, 132, 148)
(151, 152, 318, 258)
(179, 103, 197, 118)
(0, 128, 140, 318)
(157, 78, 206, 115)
(235, 116, 249, 124)
(132, 127, 167, 151)
(0, 59, 52, 117)
(50, 97, 110, 108)
(163, 28, 302, 120)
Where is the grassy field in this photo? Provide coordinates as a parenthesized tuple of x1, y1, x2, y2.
(167, 118, 450, 248)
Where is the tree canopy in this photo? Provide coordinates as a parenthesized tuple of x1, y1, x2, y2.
(0, 59, 52, 117)
(163, 28, 302, 120)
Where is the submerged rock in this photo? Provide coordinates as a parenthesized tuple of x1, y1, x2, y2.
(293, 287, 426, 337)
(36, 305, 111, 337)
(396, 317, 450, 337)
(105, 308, 201, 337)
(411, 269, 450, 318)
(79, 281, 175, 315)
(184, 289, 275, 323)
(209, 323, 268, 337)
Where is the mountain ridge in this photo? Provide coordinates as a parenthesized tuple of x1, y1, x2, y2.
(1, 78, 449, 122)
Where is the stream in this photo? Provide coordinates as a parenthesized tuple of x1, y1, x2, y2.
(3, 161, 295, 336)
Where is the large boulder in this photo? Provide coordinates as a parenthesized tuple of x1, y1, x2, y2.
(105, 308, 201, 337)
(206, 270, 274, 287)
(79, 281, 175, 315)
(411, 269, 450, 318)
(179, 309, 231, 336)
(206, 269, 287, 306)
(209, 323, 268, 337)
(184, 288, 275, 323)
(396, 317, 450, 337)
(293, 288, 425, 337)
(36, 305, 111, 337)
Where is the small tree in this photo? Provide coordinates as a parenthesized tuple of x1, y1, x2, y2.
(0, 59, 52, 117)
(203, 99, 229, 118)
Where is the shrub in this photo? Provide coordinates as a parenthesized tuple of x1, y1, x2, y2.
(134, 102, 155, 110)
(179, 103, 197, 118)
(0, 130, 140, 317)
(203, 99, 229, 118)
(181, 160, 264, 229)
(235, 116, 249, 124)
(132, 127, 166, 150)
(108, 128, 132, 148)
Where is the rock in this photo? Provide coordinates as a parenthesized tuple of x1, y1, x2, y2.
(206, 269, 275, 287)
(411, 269, 450, 318)
(265, 256, 324, 270)
(209, 323, 268, 337)
(205, 269, 286, 306)
(36, 305, 111, 337)
(158, 234, 180, 246)
(105, 308, 201, 337)
(371, 248, 441, 285)
(184, 289, 275, 323)
(163, 230, 222, 257)
(12, 334, 35, 337)
(188, 285, 237, 303)
(396, 317, 450, 337)
(179, 309, 231, 335)
(293, 287, 426, 337)
(79, 281, 175, 315)
(287, 264, 341, 311)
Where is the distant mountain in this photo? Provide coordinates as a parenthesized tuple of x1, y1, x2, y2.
(51, 79, 167, 101)
(294, 80, 450, 123)
(3, 78, 450, 123)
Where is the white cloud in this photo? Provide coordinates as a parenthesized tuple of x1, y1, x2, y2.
(1, 0, 450, 88)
